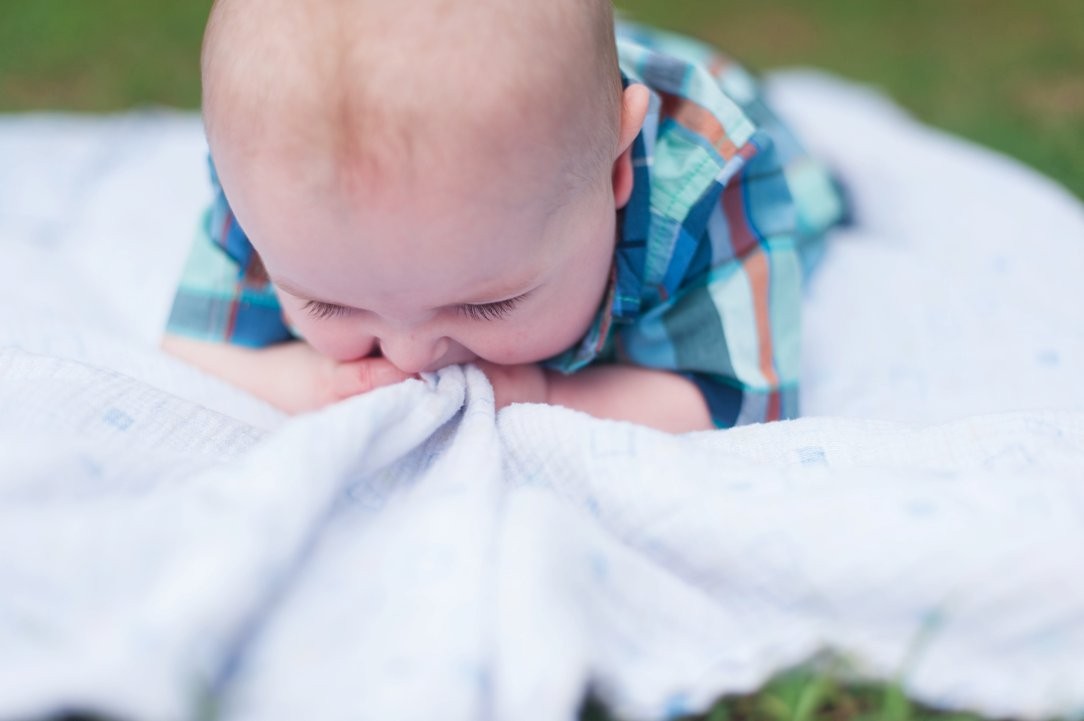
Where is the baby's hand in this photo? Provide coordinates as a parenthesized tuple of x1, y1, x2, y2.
(161, 335, 415, 414)
(326, 355, 418, 406)
(474, 361, 550, 410)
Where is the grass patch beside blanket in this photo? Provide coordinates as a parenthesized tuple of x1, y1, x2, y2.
(1, 0, 1081, 198)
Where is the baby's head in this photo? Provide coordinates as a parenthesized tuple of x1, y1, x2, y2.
(202, 0, 648, 373)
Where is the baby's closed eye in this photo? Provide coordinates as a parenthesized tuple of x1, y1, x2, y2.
(302, 293, 529, 322)
(302, 300, 353, 320)
(457, 296, 524, 322)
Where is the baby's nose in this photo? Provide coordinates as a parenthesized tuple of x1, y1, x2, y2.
(377, 334, 451, 375)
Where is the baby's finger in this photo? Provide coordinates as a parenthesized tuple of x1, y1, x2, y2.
(330, 357, 415, 398)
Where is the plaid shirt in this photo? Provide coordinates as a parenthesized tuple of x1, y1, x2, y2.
(166, 22, 846, 428)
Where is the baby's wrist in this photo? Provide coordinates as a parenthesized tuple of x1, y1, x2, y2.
(476, 361, 549, 409)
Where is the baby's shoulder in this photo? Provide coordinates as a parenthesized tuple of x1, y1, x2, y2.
(615, 21, 758, 96)
(616, 21, 728, 68)
(614, 20, 767, 165)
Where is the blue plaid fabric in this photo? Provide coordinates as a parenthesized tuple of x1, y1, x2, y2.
(166, 21, 846, 427)
(546, 23, 846, 425)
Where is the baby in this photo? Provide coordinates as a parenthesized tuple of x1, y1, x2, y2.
(163, 0, 845, 433)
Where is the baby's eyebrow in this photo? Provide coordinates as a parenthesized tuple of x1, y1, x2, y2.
(458, 287, 535, 306)
(453, 273, 543, 306)
(271, 276, 322, 301)
(272, 276, 362, 309)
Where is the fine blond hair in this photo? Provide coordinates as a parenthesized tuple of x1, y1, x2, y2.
(202, 0, 623, 187)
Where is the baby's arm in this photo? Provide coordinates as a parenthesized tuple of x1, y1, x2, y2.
(480, 362, 714, 433)
(161, 334, 413, 414)
(164, 336, 708, 430)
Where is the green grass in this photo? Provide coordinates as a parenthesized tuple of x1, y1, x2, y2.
(619, 0, 1084, 200)
(581, 666, 1015, 721)
(1, 1, 1081, 197)
(0, 1, 211, 111)
(1, 3, 1078, 720)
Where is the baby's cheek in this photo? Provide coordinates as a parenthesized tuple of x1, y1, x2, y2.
(473, 314, 583, 366)
(279, 303, 375, 361)
(295, 319, 377, 362)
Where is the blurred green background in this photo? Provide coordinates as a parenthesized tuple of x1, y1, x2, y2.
(0, 0, 1081, 198)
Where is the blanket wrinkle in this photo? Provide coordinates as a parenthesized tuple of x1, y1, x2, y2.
(219, 365, 510, 721)
(208, 371, 473, 699)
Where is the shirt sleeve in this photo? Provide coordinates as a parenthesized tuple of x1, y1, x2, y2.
(615, 137, 808, 427)
(610, 25, 846, 429)
(164, 160, 295, 347)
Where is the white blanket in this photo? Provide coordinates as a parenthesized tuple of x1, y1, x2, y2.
(1, 72, 1082, 721)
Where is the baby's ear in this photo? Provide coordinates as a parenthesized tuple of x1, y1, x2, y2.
(612, 83, 650, 210)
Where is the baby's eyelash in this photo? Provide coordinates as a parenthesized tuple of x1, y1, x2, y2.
(302, 300, 351, 320)
(458, 297, 523, 322)
(302, 295, 527, 322)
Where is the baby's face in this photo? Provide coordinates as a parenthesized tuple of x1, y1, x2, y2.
(202, 0, 633, 376)
(217, 141, 618, 374)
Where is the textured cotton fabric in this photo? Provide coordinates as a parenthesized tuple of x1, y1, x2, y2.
(4, 71, 1084, 721)
(165, 23, 846, 427)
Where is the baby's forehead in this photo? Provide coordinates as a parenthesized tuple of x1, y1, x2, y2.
(206, 0, 608, 108)
(203, 0, 619, 181)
